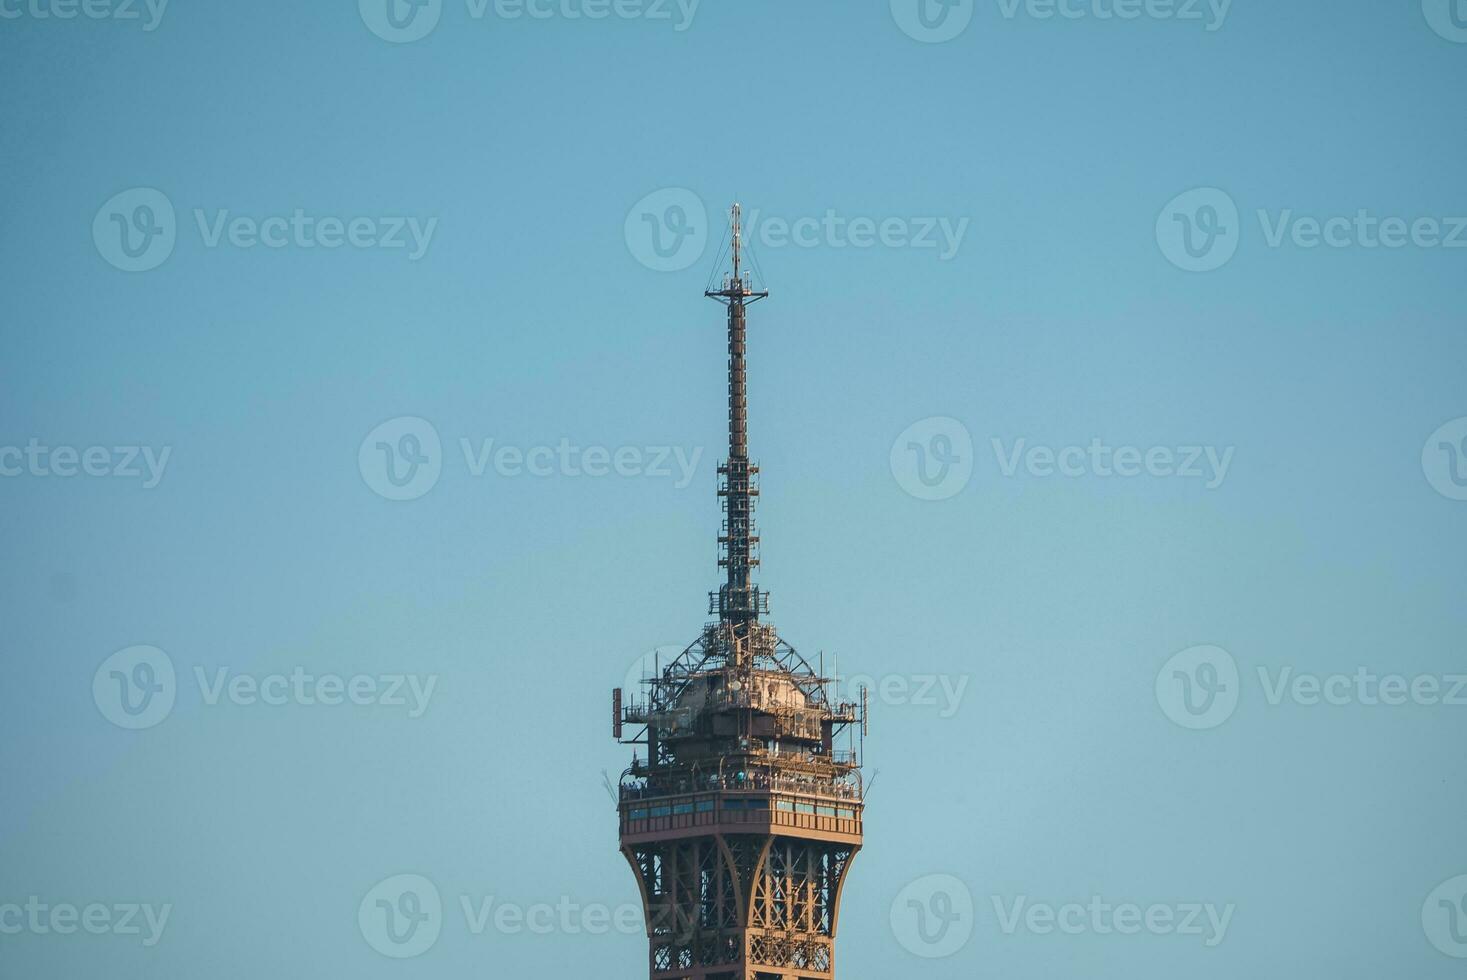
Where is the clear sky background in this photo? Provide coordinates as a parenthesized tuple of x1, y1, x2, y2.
(2, 1, 1465, 978)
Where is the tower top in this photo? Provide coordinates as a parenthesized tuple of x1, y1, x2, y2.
(705, 203, 769, 304)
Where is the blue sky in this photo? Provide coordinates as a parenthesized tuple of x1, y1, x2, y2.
(2, 1, 1465, 978)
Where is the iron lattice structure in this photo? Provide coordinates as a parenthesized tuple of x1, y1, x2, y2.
(613, 205, 867, 980)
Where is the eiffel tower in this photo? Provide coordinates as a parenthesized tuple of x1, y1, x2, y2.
(612, 204, 867, 980)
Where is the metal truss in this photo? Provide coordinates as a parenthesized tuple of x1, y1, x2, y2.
(624, 833, 857, 980)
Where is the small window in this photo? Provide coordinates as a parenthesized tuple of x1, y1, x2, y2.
(673, 803, 694, 815)
(651, 805, 672, 817)
(837, 808, 855, 819)
(629, 808, 648, 820)
(795, 803, 814, 814)
(817, 806, 837, 817)
(696, 800, 715, 812)
(776, 800, 795, 812)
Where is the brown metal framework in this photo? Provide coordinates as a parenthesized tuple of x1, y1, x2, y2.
(613, 205, 866, 980)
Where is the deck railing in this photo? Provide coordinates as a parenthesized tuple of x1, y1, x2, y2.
(619, 789, 863, 838)
(620, 772, 860, 803)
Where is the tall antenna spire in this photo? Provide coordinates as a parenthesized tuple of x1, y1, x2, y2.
(705, 203, 769, 630)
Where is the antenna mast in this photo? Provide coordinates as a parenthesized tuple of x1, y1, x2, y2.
(705, 203, 770, 632)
